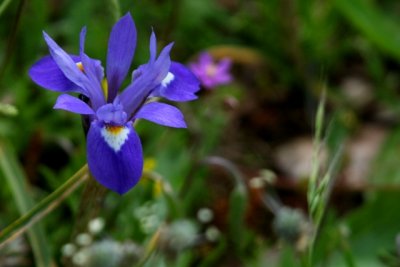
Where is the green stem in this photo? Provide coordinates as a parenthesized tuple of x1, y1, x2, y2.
(63, 174, 108, 267)
(0, 164, 89, 248)
(70, 177, 108, 237)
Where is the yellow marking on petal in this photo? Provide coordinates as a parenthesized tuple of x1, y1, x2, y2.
(102, 78, 108, 100)
(76, 62, 84, 72)
(105, 125, 124, 134)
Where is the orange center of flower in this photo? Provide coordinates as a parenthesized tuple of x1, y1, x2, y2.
(105, 125, 124, 135)
(205, 64, 217, 77)
(76, 62, 84, 72)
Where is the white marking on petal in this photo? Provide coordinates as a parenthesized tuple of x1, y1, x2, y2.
(101, 126, 130, 152)
(161, 72, 175, 87)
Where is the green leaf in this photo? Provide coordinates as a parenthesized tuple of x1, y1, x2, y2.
(325, 193, 400, 267)
(335, 0, 400, 60)
(0, 140, 52, 267)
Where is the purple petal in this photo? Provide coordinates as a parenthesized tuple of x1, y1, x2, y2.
(198, 52, 213, 66)
(87, 121, 143, 194)
(214, 72, 232, 84)
(149, 31, 157, 62)
(153, 42, 174, 81)
(79, 27, 105, 83)
(217, 58, 231, 71)
(80, 53, 106, 110)
(134, 102, 187, 128)
(120, 41, 173, 117)
(29, 55, 82, 93)
(106, 13, 137, 102)
(79, 27, 87, 54)
(54, 94, 95, 115)
(43, 31, 87, 91)
(214, 59, 232, 84)
(96, 103, 127, 125)
(154, 62, 200, 102)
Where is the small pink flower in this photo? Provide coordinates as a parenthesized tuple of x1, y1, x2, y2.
(189, 52, 232, 89)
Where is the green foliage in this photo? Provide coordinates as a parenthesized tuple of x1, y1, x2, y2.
(335, 0, 400, 61)
(0, 140, 51, 267)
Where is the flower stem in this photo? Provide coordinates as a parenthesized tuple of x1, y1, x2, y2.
(63, 174, 108, 267)
(71, 177, 108, 237)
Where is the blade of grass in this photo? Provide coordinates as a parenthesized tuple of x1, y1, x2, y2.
(307, 93, 344, 266)
(0, 0, 27, 84)
(0, 163, 89, 249)
(109, 0, 121, 23)
(0, 0, 13, 17)
(307, 91, 325, 266)
(307, 91, 325, 212)
(0, 140, 52, 266)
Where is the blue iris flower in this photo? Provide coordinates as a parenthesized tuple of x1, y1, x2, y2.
(29, 13, 200, 194)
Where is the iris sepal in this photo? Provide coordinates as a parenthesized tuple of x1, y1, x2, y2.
(153, 62, 200, 102)
(134, 102, 187, 128)
(28, 55, 81, 92)
(87, 121, 143, 194)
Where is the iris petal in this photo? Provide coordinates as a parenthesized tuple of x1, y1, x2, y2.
(153, 42, 174, 82)
(153, 62, 200, 102)
(79, 27, 105, 82)
(106, 13, 137, 102)
(54, 94, 95, 115)
(29, 55, 82, 93)
(87, 121, 143, 194)
(149, 31, 157, 62)
(135, 102, 187, 128)
(120, 37, 173, 116)
(44, 31, 107, 110)
(43, 31, 87, 91)
(80, 53, 106, 110)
